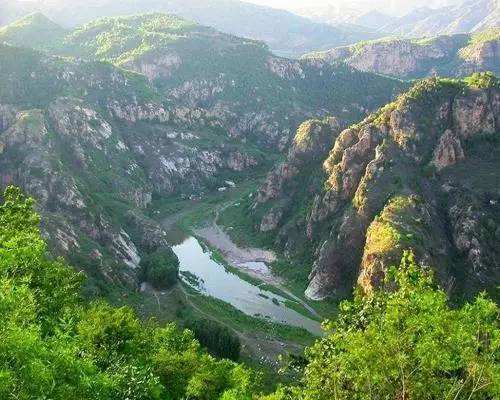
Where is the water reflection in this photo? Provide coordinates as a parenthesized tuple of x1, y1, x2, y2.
(171, 236, 322, 335)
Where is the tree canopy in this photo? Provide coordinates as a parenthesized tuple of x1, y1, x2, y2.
(0, 186, 257, 399)
(268, 253, 499, 400)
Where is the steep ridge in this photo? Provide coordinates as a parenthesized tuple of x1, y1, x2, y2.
(0, 14, 404, 293)
(304, 30, 500, 79)
(379, 0, 498, 38)
(2, 13, 405, 149)
(250, 73, 500, 301)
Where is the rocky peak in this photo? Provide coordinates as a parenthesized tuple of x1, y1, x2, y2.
(252, 74, 500, 301)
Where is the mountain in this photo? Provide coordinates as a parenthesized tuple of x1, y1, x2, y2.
(294, 0, 497, 39)
(380, 0, 498, 37)
(248, 73, 500, 301)
(0, 12, 67, 50)
(304, 30, 500, 79)
(0, 13, 404, 293)
(0, 0, 379, 57)
(354, 10, 394, 30)
(292, 1, 465, 26)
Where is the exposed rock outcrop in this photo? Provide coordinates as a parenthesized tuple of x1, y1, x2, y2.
(304, 30, 500, 79)
(252, 76, 500, 300)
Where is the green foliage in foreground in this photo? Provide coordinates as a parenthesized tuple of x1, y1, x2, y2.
(464, 72, 500, 89)
(268, 252, 499, 400)
(1, 186, 498, 399)
(0, 186, 257, 400)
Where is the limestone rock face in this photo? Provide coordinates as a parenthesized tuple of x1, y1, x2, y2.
(125, 54, 182, 81)
(260, 208, 284, 232)
(453, 91, 498, 138)
(254, 117, 344, 223)
(304, 32, 500, 79)
(253, 79, 500, 300)
(0, 14, 406, 291)
(460, 39, 500, 73)
(347, 39, 451, 77)
(267, 57, 305, 80)
(448, 188, 500, 287)
(432, 130, 465, 171)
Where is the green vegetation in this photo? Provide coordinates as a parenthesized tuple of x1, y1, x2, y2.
(0, 186, 258, 399)
(139, 248, 179, 289)
(304, 31, 499, 79)
(464, 71, 500, 89)
(267, 253, 499, 400)
(460, 28, 500, 61)
(181, 288, 316, 346)
(0, 43, 157, 108)
(362, 73, 499, 132)
(1, 186, 498, 399)
(63, 13, 200, 64)
(185, 318, 241, 361)
(0, 12, 67, 51)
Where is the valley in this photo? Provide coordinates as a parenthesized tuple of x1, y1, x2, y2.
(101, 174, 326, 376)
(0, 3, 498, 399)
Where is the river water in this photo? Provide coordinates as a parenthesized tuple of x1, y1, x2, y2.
(168, 228, 322, 336)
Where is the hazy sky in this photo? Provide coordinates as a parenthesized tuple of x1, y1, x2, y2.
(247, 0, 332, 7)
(245, 0, 326, 7)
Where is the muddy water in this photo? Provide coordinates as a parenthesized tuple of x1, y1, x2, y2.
(169, 231, 322, 336)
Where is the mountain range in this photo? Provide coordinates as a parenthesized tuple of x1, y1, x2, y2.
(304, 29, 500, 79)
(296, 0, 498, 38)
(0, 0, 379, 58)
(0, 3, 499, 398)
(0, 9, 498, 303)
(378, 0, 499, 38)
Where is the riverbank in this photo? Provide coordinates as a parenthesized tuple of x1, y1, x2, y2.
(195, 223, 278, 283)
(194, 222, 322, 320)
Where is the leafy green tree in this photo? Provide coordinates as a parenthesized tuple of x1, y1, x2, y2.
(140, 247, 179, 289)
(464, 72, 499, 89)
(0, 186, 84, 332)
(287, 252, 499, 400)
(185, 317, 241, 360)
(0, 186, 258, 399)
(4, 184, 497, 400)
(77, 302, 144, 368)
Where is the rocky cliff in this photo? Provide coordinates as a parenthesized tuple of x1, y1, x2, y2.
(251, 73, 500, 301)
(304, 30, 500, 79)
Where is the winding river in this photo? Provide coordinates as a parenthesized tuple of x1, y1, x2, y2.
(167, 227, 322, 336)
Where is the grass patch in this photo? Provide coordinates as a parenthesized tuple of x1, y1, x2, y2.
(181, 285, 318, 346)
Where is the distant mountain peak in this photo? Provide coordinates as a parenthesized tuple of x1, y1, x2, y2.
(0, 11, 67, 49)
